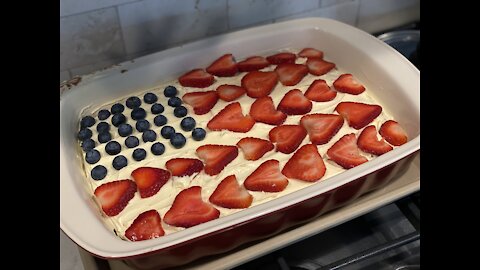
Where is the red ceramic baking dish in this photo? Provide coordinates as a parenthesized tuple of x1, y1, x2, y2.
(60, 17, 420, 269)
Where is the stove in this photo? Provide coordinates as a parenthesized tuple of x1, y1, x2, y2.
(71, 21, 420, 270)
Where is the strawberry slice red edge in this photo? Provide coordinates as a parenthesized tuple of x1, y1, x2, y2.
(178, 69, 214, 88)
(207, 102, 256, 133)
(282, 144, 326, 182)
(357, 125, 393, 155)
(277, 89, 312, 115)
(249, 96, 287, 125)
(206, 54, 238, 77)
(94, 179, 137, 217)
(131, 167, 171, 198)
(244, 159, 289, 192)
(237, 56, 270, 72)
(163, 186, 220, 228)
(165, 158, 204, 177)
(327, 133, 368, 169)
(304, 79, 337, 102)
(268, 124, 308, 154)
(209, 175, 253, 209)
(379, 120, 408, 146)
(125, 209, 165, 241)
(196, 144, 239, 176)
(236, 137, 275, 161)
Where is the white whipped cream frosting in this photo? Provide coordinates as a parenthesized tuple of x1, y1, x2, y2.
(79, 50, 393, 239)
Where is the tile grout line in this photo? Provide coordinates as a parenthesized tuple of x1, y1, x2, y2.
(354, 0, 361, 27)
(226, 0, 230, 30)
(60, 0, 142, 19)
(114, 5, 129, 61)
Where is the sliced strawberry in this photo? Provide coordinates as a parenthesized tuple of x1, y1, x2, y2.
(131, 167, 171, 198)
(165, 158, 204, 177)
(327, 133, 368, 169)
(237, 56, 270, 72)
(236, 137, 274, 161)
(241, 71, 278, 98)
(196, 144, 238, 175)
(244, 160, 289, 192)
(125, 210, 165, 241)
(206, 54, 238, 77)
(304, 79, 337, 102)
(216, 84, 246, 101)
(298, 48, 324, 59)
(249, 96, 287, 125)
(178, 69, 214, 88)
(266, 52, 296, 64)
(182, 91, 219, 115)
(209, 175, 253, 209)
(282, 144, 326, 182)
(163, 186, 220, 228)
(207, 102, 255, 132)
(300, 114, 344, 145)
(335, 102, 382, 130)
(333, 74, 365, 95)
(357, 125, 393, 155)
(277, 89, 312, 115)
(379, 120, 408, 146)
(306, 58, 336, 76)
(268, 125, 307, 154)
(94, 180, 137, 217)
(275, 63, 309, 86)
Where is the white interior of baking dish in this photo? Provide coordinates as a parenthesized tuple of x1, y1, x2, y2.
(60, 17, 420, 258)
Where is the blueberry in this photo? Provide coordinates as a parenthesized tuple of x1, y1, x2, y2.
(97, 109, 111, 120)
(81, 139, 96, 152)
(174, 106, 188, 118)
(168, 97, 182, 107)
(98, 132, 112, 144)
(142, 130, 157, 142)
(170, 133, 186, 149)
(136, 119, 151, 132)
(96, 122, 110, 133)
(154, 115, 168, 127)
(85, 149, 101, 164)
(112, 155, 128, 170)
(126, 96, 142, 109)
(77, 128, 92, 141)
(80, 116, 96, 128)
(131, 107, 147, 120)
(132, 148, 147, 161)
(111, 113, 127, 127)
(105, 141, 121, 155)
(118, 123, 133, 137)
(191, 128, 206, 141)
(180, 117, 196, 131)
(161, 126, 176, 139)
(151, 142, 165, 156)
(143, 92, 158, 104)
(125, 136, 139, 148)
(151, 103, 164, 114)
(91, 165, 107, 180)
(164, 85, 178, 97)
(111, 103, 125, 114)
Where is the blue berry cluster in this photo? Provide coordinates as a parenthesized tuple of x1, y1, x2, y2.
(77, 85, 207, 181)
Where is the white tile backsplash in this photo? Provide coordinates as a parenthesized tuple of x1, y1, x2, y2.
(228, 0, 319, 29)
(118, 0, 228, 55)
(321, 0, 355, 8)
(278, 0, 359, 26)
(60, 7, 125, 71)
(60, 0, 139, 17)
(357, 0, 419, 33)
(59, 0, 419, 89)
(60, 70, 71, 83)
